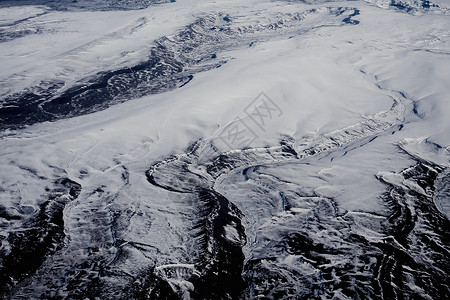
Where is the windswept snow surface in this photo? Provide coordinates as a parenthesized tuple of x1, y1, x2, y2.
(0, 0, 449, 299)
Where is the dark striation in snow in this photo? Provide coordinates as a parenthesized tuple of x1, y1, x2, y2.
(376, 160, 450, 299)
(0, 10, 49, 42)
(146, 139, 449, 299)
(0, 7, 360, 131)
(239, 158, 450, 299)
(0, 1, 175, 42)
(1, 1, 449, 299)
(389, 0, 438, 12)
(6, 165, 132, 299)
(190, 188, 246, 300)
(145, 83, 449, 298)
(0, 177, 81, 298)
(0, 0, 174, 11)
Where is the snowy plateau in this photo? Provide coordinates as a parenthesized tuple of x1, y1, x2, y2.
(0, 0, 449, 299)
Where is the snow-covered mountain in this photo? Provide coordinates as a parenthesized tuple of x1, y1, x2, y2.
(0, 0, 449, 299)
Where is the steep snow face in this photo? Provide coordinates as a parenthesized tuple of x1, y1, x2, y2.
(0, 0, 449, 299)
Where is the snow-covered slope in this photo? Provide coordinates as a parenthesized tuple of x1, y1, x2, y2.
(0, 0, 449, 299)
